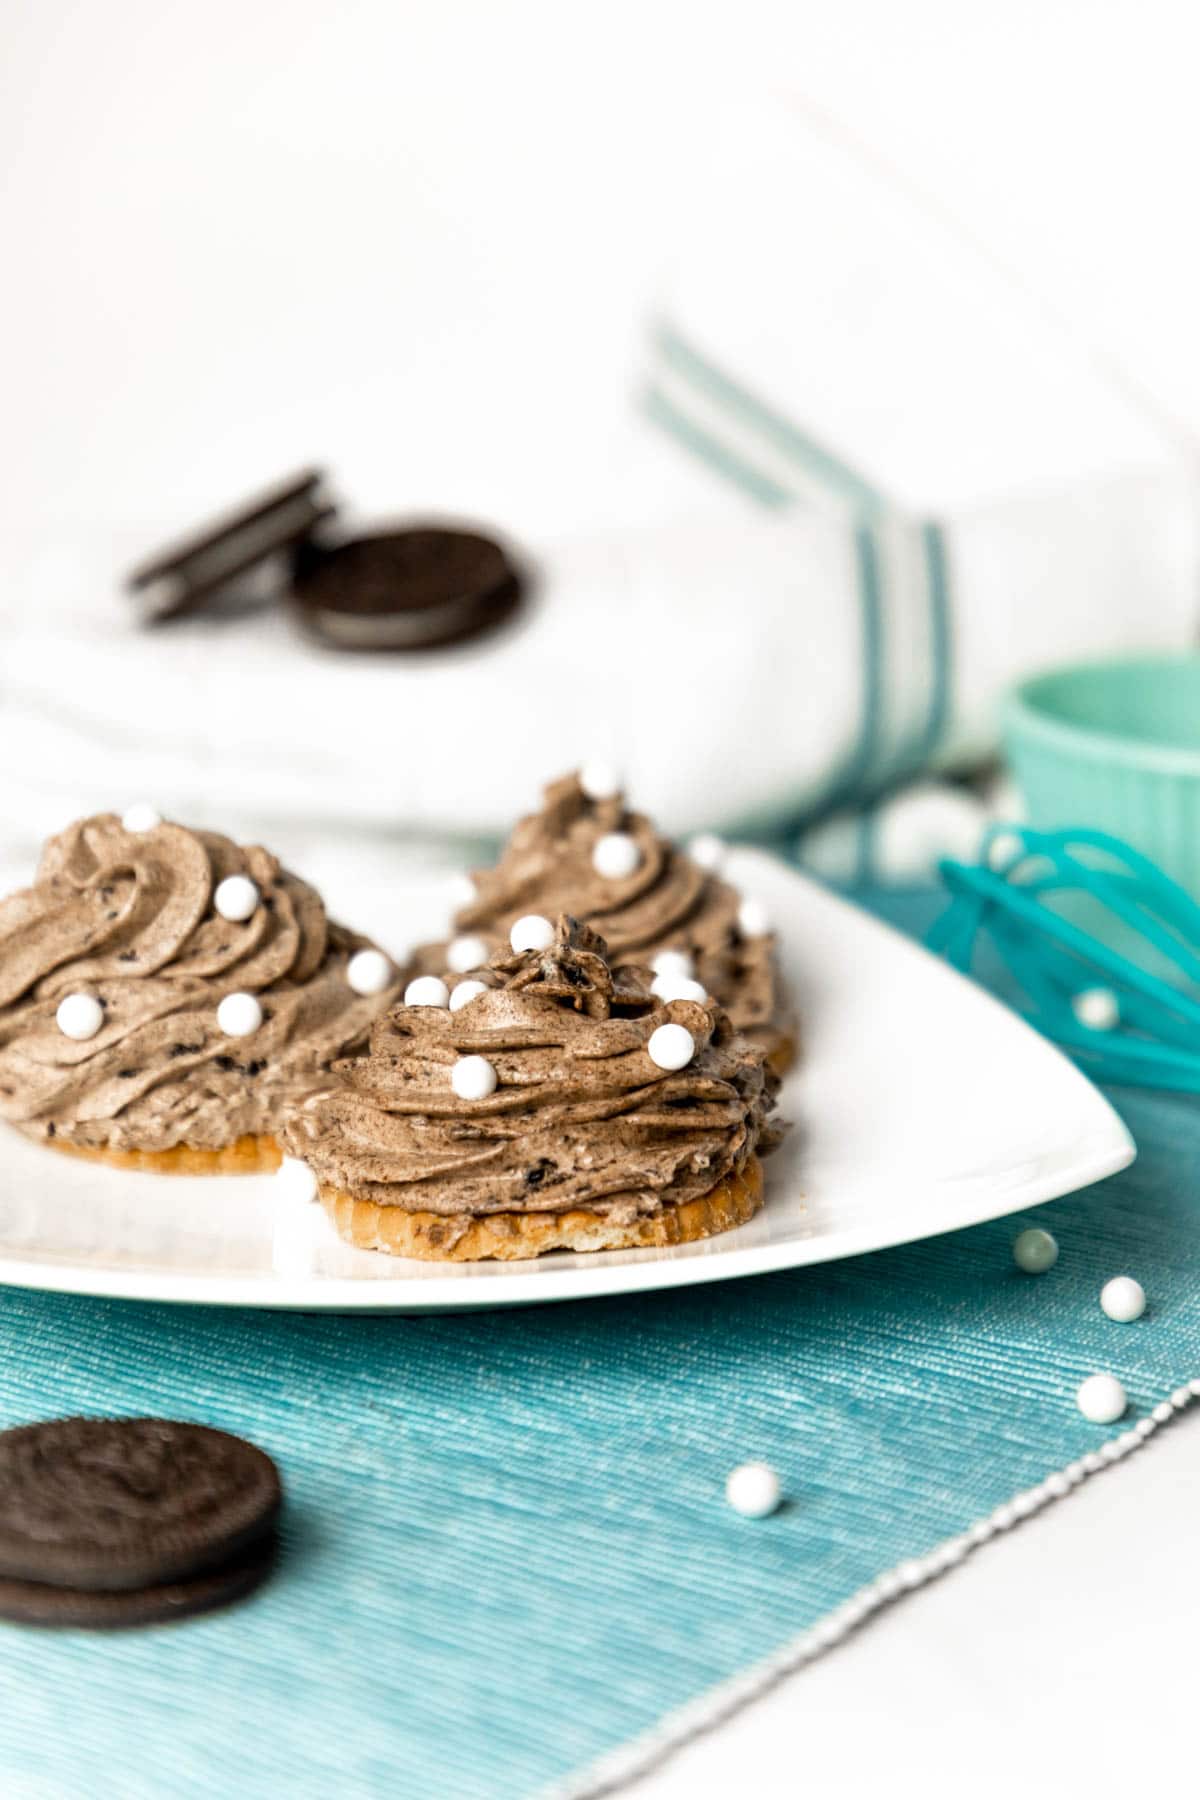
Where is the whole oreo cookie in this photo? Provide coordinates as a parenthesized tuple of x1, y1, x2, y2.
(0, 1417, 282, 1594)
(0, 1536, 277, 1630)
(291, 525, 523, 650)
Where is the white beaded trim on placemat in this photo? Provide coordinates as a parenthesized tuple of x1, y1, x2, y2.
(542, 1378, 1200, 1799)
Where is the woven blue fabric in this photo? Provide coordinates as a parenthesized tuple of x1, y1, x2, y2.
(2, 892, 1198, 1799)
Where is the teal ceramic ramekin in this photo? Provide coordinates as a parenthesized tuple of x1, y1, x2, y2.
(1004, 655, 1200, 896)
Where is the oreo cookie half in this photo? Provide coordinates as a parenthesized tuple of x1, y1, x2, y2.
(126, 469, 335, 624)
(0, 1417, 282, 1596)
(291, 525, 524, 650)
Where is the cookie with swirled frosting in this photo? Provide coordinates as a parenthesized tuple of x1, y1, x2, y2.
(284, 915, 782, 1260)
(412, 771, 797, 1072)
(0, 813, 401, 1171)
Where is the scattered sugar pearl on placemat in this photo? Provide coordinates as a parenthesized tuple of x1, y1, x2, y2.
(1013, 1227, 1059, 1273)
(1077, 1374, 1128, 1423)
(1101, 1276, 1146, 1322)
(725, 1463, 782, 1518)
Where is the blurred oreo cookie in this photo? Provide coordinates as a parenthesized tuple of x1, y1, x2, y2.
(126, 469, 334, 624)
(0, 1416, 282, 1628)
(291, 525, 523, 651)
(124, 471, 525, 651)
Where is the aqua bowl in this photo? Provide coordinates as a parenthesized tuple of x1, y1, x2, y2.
(1003, 655, 1200, 897)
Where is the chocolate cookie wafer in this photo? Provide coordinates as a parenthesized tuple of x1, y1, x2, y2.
(126, 468, 334, 623)
(291, 524, 523, 650)
(0, 1536, 278, 1629)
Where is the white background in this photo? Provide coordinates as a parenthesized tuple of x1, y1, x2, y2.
(4, 6, 1200, 1796)
(4, 0, 1200, 541)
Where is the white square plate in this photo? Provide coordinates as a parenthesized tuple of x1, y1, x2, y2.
(0, 851, 1134, 1312)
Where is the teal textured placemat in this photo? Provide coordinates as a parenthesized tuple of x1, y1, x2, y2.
(2, 894, 1198, 1800)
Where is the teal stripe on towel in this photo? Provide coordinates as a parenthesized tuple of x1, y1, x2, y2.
(642, 383, 792, 508)
(653, 320, 889, 518)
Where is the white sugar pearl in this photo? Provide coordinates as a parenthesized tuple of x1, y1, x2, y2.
(346, 949, 393, 997)
(592, 833, 642, 880)
(276, 1156, 318, 1204)
(725, 1461, 781, 1518)
(1100, 1276, 1146, 1322)
(647, 1022, 695, 1071)
(452, 1055, 498, 1101)
(737, 897, 770, 938)
(217, 992, 263, 1037)
(214, 875, 259, 922)
(121, 803, 161, 834)
(688, 833, 726, 873)
(446, 934, 490, 975)
(1072, 987, 1120, 1032)
(1077, 1373, 1128, 1424)
(1013, 1227, 1059, 1274)
(510, 914, 555, 953)
(578, 759, 623, 801)
(651, 949, 694, 980)
(651, 973, 708, 1004)
(56, 993, 104, 1041)
(404, 976, 450, 1008)
(449, 979, 488, 1012)
(447, 872, 477, 908)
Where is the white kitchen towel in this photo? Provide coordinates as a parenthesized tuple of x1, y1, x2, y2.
(1, 93, 1197, 880)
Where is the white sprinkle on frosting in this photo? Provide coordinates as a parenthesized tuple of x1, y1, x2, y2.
(214, 875, 259, 923)
(578, 759, 623, 802)
(346, 949, 393, 997)
(737, 897, 770, 938)
(217, 992, 263, 1037)
(452, 1055, 498, 1101)
(510, 915, 555, 953)
(56, 993, 104, 1041)
(647, 1022, 695, 1071)
(592, 833, 641, 880)
(449, 979, 488, 1013)
(687, 833, 726, 873)
(122, 804, 162, 834)
(446, 934, 490, 975)
(404, 975, 450, 1008)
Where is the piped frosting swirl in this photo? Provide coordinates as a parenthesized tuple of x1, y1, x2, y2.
(0, 814, 398, 1152)
(285, 916, 780, 1224)
(416, 773, 793, 1056)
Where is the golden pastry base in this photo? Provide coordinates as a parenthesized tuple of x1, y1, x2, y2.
(47, 1134, 282, 1176)
(319, 1153, 764, 1262)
